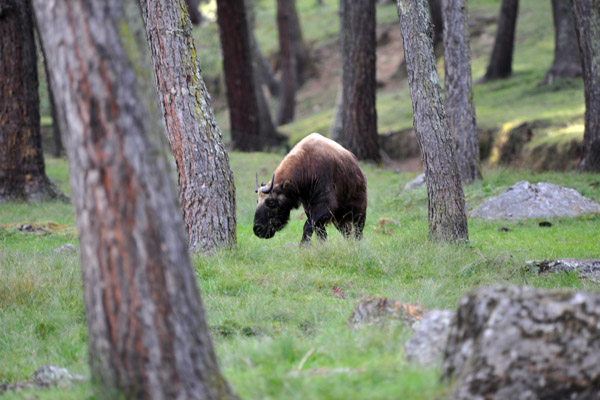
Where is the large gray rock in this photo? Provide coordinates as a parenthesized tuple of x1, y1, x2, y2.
(527, 258, 600, 283)
(405, 309, 454, 367)
(470, 181, 600, 220)
(443, 286, 600, 400)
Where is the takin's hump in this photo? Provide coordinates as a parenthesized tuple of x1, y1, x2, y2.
(470, 181, 600, 220)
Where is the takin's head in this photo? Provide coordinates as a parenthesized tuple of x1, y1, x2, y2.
(253, 173, 294, 239)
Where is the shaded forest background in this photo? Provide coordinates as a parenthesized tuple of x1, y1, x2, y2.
(35, 0, 585, 173)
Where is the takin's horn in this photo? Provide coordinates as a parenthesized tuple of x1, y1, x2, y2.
(261, 173, 275, 194)
(255, 173, 259, 193)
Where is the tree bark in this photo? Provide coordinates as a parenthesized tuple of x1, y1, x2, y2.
(276, 0, 297, 125)
(540, 0, 582, 85)
(0, 0, 66, 202)
(32, 1, 238, 399)
(139, 0, 237, 253)
(571, 0, 600, 172)
(482, 0, 519, 81)
(216, 0, 284, 151)
(339, 0, 380, 162)
(397, 0, 469, 243)
(442, 0, 481, 184)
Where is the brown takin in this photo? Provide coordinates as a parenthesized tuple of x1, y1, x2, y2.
(253, 133, 367, 244)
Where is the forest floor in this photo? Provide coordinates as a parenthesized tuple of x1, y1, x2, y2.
(4, 0, 598, 399)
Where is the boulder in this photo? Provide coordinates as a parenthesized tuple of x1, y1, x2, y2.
(405, 309, 454, 367)
(443, 286, 600, 400)
(470, 181, 600, 220)
(527, 258, 600, 283)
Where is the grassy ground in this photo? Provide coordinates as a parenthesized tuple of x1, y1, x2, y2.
(2, 155, 600, 399)
(6, 0, 597, 398)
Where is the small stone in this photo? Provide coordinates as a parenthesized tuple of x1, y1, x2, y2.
(349, 297, 424, 328)
(403, 173, 426, 191)
(53, 243, 78, 254)
(30, 365, 84, 388)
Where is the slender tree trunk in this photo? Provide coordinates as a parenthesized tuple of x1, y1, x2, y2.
(397, 0, 469, 242)
(571, 0, 600, 172)
(330, 84, 343, 141)
(483, 0, 519, 81)
(33, 1, 238, 398)
(289, 0, 311, 87)
(185, 0, 203, 25)
(247, 0, 280, 97)
(540, 0, 582, 85)
(442, 0, 481, 184)
(276, 0, 297, 125)
(340, 0, 380, 162)
(216, 0, 284, 151)
(139, 0, 236, 253)
(429, 0, 444, 47)
(0, 0, 66, 203)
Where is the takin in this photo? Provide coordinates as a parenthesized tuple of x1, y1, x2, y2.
(253, 133, 367, 244)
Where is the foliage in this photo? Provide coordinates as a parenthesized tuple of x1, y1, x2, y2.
(2, 155, 600, 399)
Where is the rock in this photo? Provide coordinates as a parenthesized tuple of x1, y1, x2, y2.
(30, 365, 84, 388)
(443, 286, 600, 400)
(348, 297, 424, 329)
(53, 243, 78, 253)
(527, 258, 600, 283)
(470, 181, 600, 220)
(403, 173, 426, 191)
(405, 309, 454, 367)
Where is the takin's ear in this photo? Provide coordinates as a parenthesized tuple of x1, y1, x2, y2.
(282, 179, 292, 190)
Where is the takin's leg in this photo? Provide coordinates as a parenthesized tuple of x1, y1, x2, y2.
(353, 213, 366, 240)
(301, 208, 330, 244)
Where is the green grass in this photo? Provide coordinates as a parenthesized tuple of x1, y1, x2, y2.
(2, 155, 600, 399)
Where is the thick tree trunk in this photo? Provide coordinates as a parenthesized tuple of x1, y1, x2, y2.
(216, 0, 283, 151)
(0, 0, 66, 202)
(540, 0, 582, 85)
(483, 0, 519, 81)
(397, 0, 469, 243)
(339, 0, 380, 162)
(442, 0, 481, 184)
(571, 0, 600, 172)
(32, 1, 238, 399)
(139, 0, 236, 253)
(276, 0, 297, 125)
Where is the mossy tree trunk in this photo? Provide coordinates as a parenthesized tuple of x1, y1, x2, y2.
(442, 0, 481, 184)
(276, 0, 297, 125)
(540, 0, 582, 85)
(0, 0, 66, 203)
(32, 1, 238, 398)
(139, 0, 236, 253)
(571, 0, 600, 172)
(216, 0, 283, 151)
(339, 0, 380, 162)
(397, 0, 469, 243)
(482, 0, 519, 81)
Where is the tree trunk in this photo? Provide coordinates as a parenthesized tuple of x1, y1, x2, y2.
(216, 0, 284, 151)
(32, 1, 238, 399)
(289, 0, 311, 87)
(540, 0, 582, 85)
(442, 0, 481, 184)
(276, 0, 297, 125)
(429, 0, 444, 48)
(247, 0, 280, 97)
(483, 0, 519, 81)
(0, 0, 66, 203)
(185, 0, 203, 25)
(397, 0, 469, 243)
(339, 0, 380, 162)
(571, 0, 600, 172)
(139, 0, 237, 253)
